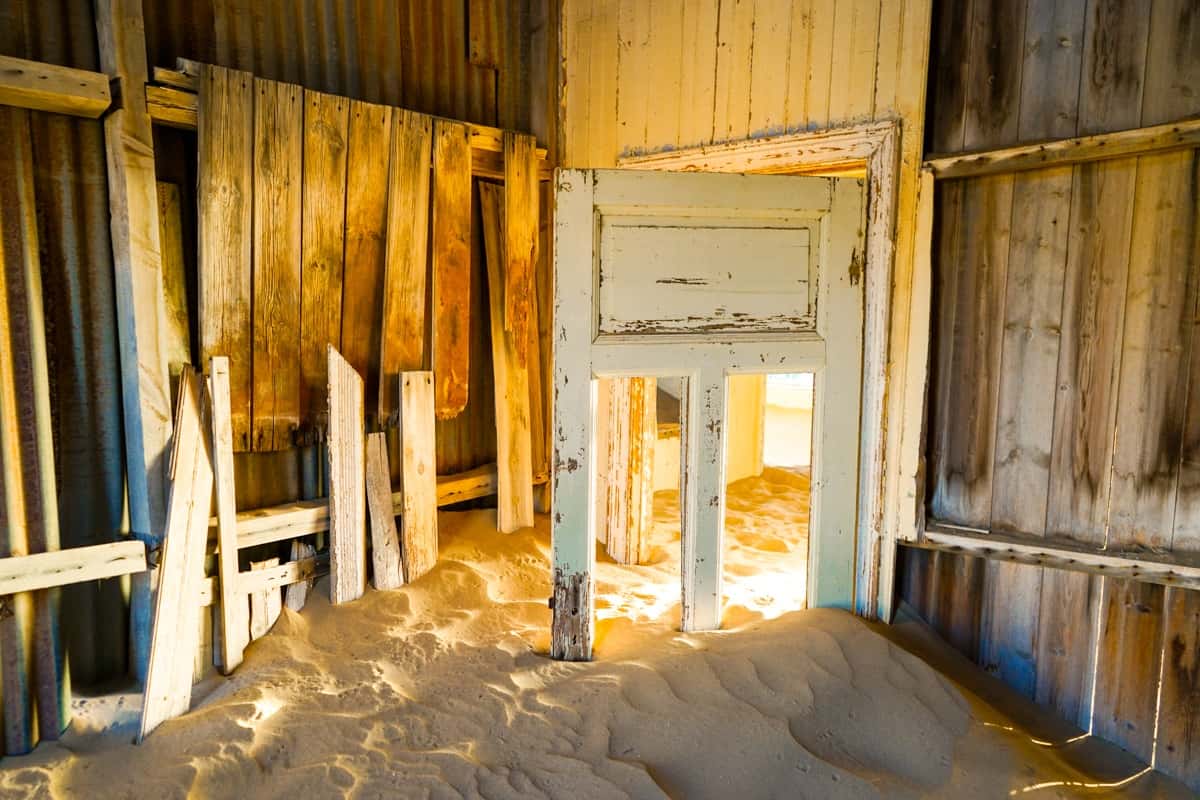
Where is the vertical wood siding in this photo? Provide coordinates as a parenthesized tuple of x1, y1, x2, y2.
(909, 0, 1200, 788)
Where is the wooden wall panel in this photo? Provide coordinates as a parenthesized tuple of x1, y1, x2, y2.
(912, 0, 1200, 787)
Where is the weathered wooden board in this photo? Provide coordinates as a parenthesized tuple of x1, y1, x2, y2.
(1157, 586, 1200, 792)
(0, 54, 110, 117)
(209, 356, 248, 674)
(327, 345, 365, 604)
(604, 377, 656, 565)
(156, 182, 191, 373)
(283, 541, 316, 611)
(0, 542, 146, 596)
(139, 368, 213, 742)
(299, 90, 349, 428)
(1093, 578, 1165, 762)
(248, 558, 282, 640)
(479, 183, 534, 533)
(340, 101, 393, 409)
(431, 119, 472, 419)
(365, 432, 403, 590)
(398, 372, 438, 582)
(198, 64, 254, 451)
(379, 109, 433, 422)
(503, 131, 538, 358)
(252, 78, 303, 451)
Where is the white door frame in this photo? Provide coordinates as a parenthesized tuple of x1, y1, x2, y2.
(620, 120, 901, 623)
(551, 168, 867, 660)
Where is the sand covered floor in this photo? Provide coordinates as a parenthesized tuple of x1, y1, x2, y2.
(0, 475, 1189, 798)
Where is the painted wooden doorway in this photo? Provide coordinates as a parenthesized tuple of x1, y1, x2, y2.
(551, 169, 866, 660)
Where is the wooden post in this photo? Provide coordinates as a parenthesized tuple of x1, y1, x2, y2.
(550, 171, 596, 660)
(365, 432, 404, 590)
(327, 345, 365, 604)
(398, 372, 438, 582)
(680, 370, 726, 632)
(479, 183, 535, 533)
(138, 368, 213, 742)
(209, 357, 248, 673)
(95, 0, 174, 681)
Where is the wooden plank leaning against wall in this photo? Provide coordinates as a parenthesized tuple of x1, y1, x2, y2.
(915, 0, 1200, 786)
(560, 0, 933, 614)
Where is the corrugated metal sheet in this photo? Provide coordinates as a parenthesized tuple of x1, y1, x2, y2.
(1, 0, 130, 687)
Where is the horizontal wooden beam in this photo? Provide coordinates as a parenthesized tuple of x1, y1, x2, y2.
(148, 63, 550, 178)
(0, 54, 111, 118)
(923, 117, 1200, 179)
(914, 522, 1200, 591)
(197, 554, 329, 607)
(0, 541, 146, 595)
(212, 461, 521, 552)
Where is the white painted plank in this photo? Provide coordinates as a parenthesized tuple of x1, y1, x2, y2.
(680, 369, 727, 631)
(327, 345, 365, 604)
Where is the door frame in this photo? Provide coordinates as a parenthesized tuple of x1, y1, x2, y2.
(619, 120, 902, 624)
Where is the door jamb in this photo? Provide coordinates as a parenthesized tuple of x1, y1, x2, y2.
(618, 120, 901, 622)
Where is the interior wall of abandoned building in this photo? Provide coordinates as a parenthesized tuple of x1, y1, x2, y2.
(900, 0, 1200, 786)
(561, 0, 934, 588)
(0, 0, 557, 688)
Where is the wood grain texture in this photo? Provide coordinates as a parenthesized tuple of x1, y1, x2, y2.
(299, 90, 350, 428)
(365, 431, 403, 590)
(1093, 578, 1164, 762)
(340, 101, 393, 410)
(252, 78, 303, 451)
(379, 109, 433, 423)
(209, 357, 248, 674)
(327, 345, 365, 604)
(198, 64, 254, 451)
(248, 558, 282, 640)
(604, 377, 655, 566)
(398, 371, 438, 582)
(480, 182, 534, 533)
(138, 368, 213, 742)
(0, 53, 110, 118)
(156, 182, 191, 373)
(1158, 586, 1200, 792)
(431, 120, 472, 419)
(283, 540, 316, 611)
(503, 131, 538, 361)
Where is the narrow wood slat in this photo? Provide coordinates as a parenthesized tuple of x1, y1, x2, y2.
(379, 109, 433, 422)
(156, 182, 191, 371)
(503, 132, 538, 363)
(248, 558, 282, 640)
(479, 183, 534, 532)
(251, 78, 303, 451)
(327, 345, 365, 604)
(299, 90, 350, 430)
(283, 541, 316, 611)
(198, 64, 254, 451)
(365, 432, 403, 590)
(398, 371, 438, 582)
(431, 120, 472, 419)
(1093, 579, 1165, 762)
(138, 368, 213, 742)
(340, 101, 394, 410)
(1157, 586, 1200, 792)
(209, 356, 248, 674)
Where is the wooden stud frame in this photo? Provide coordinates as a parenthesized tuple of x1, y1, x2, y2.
(620, 121, 903, 622)
(552, 168, 867, 660)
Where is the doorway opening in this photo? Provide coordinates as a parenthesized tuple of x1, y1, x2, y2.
(721, 373, 815, 623)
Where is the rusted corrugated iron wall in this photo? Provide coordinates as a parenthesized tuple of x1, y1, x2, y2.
(0, 0, 130, 687)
